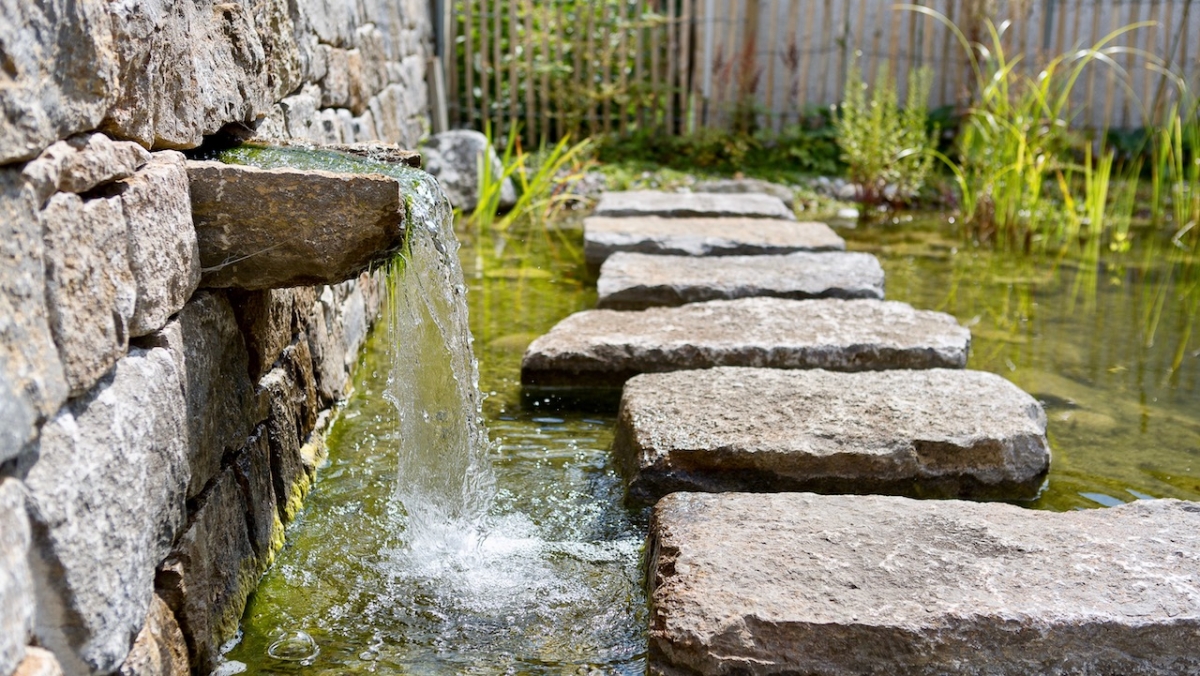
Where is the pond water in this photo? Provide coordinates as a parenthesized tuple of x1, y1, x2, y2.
(222, 208, 1198, 674)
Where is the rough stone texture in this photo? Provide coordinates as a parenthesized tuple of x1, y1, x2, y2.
(0, 478, 34, 676)
(692, 177, 796, 209)
(233, 432, 284, 564)
(12, 648, 63, 676)
(174, 293, 267, 498)
(594, 191, 796, 221)
(419, 129, 516, 211)
(522, 298, 971, 388)
(583, 216, 844, 266)
(305, 288, 350, 404)
(229, 289, 295, 381)
(157, 469, 258, 675)
(0, 169, 66, 461)
(0, 0, 116, 164)
(22, 134, 151, 201)
(120, 151, 201, 337)
(648, 492, 1200, 676)
(597, 251, 885, 310)
(24, 347, 189, 676)
(118, 596, 188, 676)
(260, 344, 319, 524)
(40, 191, 136, 397)
(188, 161, 407, 290)
(615, 368, 1049, 503)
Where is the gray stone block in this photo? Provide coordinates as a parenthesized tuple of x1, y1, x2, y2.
(419, 130, 516, 211)
(229, 289, 295, 381)
(594, 191, 795, 220)
(597, 251, 885, 310)
(583, 216, 844, 266)
(648, 492, 1200, 676)
(521, 298, 971, 388)
(117, 595, 188, 676)
(692, 177, 796, 208)
(616, 367, 1049, 503)
(24, 347, 188, 675)
(0, 478, 34, 676)
(21, 134, 150, 202)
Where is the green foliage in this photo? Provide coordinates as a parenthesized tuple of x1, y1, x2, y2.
(834, 60, 936, 206)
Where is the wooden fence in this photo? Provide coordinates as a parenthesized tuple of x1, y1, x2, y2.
(444, 0, 1200, 143)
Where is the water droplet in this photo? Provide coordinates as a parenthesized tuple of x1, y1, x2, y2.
(267, 630, 319, 662)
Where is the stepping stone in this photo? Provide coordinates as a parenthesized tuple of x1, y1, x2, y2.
(593, 191, 796, 220)
(584, 216, 844, 266)
(520, 298, 970, 388)
(597, 251, 884, 310)
(648, 492, 1200, 676)
(615, 367, 1049, 503)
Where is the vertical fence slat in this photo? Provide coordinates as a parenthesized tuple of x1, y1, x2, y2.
(538, 2, 552, 141)
(763, 0, 780, 129)
(666, 0, 679, 132)
(600, 0, 613, 135)
(464, 0, 475, 127)
(617, 0, 631, 136)
(783, 0, 802, 125)
(681, 0, 695, 132)
(635, 0, 648, 130)
(492, 0, 504, 135)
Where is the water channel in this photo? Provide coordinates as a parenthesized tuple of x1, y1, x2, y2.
(213, 160, 1199, 673)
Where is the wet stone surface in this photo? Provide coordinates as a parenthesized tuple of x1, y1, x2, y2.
(615, 367, 1049, 503)
(521, 297, 970, 388)
(593, 191, 796, 221)
(648, 492, 1200, 676)
(584, 217, 844, 266)
(597, 251, 884, 310)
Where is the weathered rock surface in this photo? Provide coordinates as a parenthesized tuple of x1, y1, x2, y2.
(597, 251, 885, 310)
(229, 289, 295, 381)
(0, 478, 34, 676)
(0, 170, 67, 460)
(593, 191, 796, 220)
(616, 368, 1049, 503)
(40, 190, 136, 397)
(21, 134, 151, 201)
(583, 216, 844, 265)
(188, 161, 407, 289)
(419, 129, 516, 211)
(157, 469, 258, 675)
(233, 433, 284, 562)
(121, 151, 201, 337)
(692, 177, 795, 208)
(521, 298, 970, 388)
(24, 347, 189, 675)
(118, 595, 188, 676)
(12, 647, 62, 676)
(173, 294, 267, 498)
(648, 492, 1200, 676)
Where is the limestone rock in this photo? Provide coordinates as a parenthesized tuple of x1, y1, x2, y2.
(40, 191, 136, 397)
(648, 492, 1200, 676)
(188, 161, 408, 290)
(233, 433, 284, 563)
(21, 134, 151, 202)
(120, 151, 201, 337)
(521, 298, 971, 388)
(118, 596, 188, 676)
(174, 293, 267, 498)
(419, 130, 516, 211)
(24, 347, 189, 675)
(692, 177, 795, 208)
(0, 478, 34, 676)
(259, 345, 318, 524)
(0, 0, 116, 163)
(305, 287, 349, 404)
(615, 368, 1049, 503)
(229, 289, 295, 381)
(0, 170, 67, 456)
(12, 647, 62, 676)
(597, 251, 885, 310)
(157, 469, 258, 675)
(594, 191, 796, 220)
(583, 216, 844, 266)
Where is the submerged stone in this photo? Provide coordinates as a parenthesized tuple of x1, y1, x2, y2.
(648, 492, 1200, 676)
(692, 177, 796, 208)
(615, 367, 1049, 503)
(188, 161, 407, 290)
(521, 298, 970, 388)
(596, 251, 884, 310)
(584, 216, 843, 265)
(594, 191, 796, 220)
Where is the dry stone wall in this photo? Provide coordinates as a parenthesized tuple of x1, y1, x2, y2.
(0, 1, 433, 674)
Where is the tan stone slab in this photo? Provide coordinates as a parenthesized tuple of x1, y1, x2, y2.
(521, 298, 970, 388)
(597, 251, 884, 310)
(593, 191, 796, 221)
(615, 367, 1049, 503)
(584, 216, 842, 265)
(649, 492, 1200, 676)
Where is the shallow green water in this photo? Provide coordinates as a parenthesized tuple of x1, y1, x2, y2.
(223, 205, 1198, 674)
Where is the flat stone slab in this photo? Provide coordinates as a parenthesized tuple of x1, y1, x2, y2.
(648, 492, 1200, 676)
(597, 251, 884, 310)
(593, 191, 796, 221)
(520, 298, 970, 388)
(584, 216, 844, 266)
(615, 367, 1049, 503)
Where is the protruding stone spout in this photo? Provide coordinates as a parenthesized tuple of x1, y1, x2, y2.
(188, 161, 409, 290)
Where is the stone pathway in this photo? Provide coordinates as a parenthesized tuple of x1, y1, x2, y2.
(519, 189, 1198, 674)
